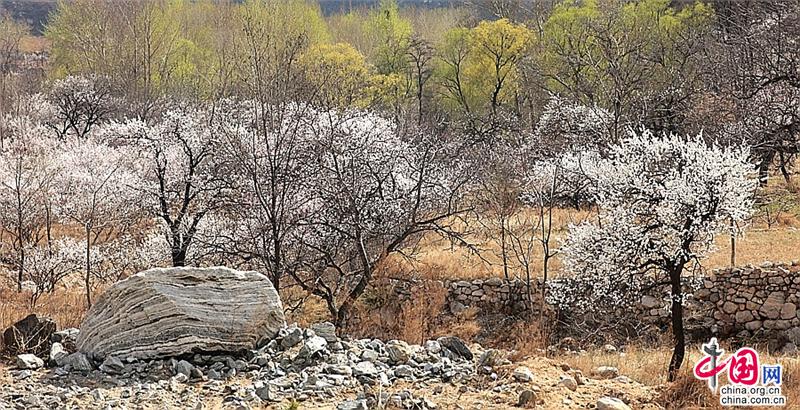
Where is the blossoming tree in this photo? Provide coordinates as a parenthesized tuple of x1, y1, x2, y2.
(293, 110, 470, 327)
(559, 130, 757, 381)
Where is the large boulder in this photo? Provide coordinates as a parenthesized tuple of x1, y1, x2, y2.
(76, 267, 286, 360)
(2, 314, 56, 356)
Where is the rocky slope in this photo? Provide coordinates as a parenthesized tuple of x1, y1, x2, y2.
(1, 322, 662, 410)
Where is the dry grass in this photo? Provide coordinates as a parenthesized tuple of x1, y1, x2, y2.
(405, 193, 800, 281)
(0, 288, 87, 351)
(561, 342, 800, 409)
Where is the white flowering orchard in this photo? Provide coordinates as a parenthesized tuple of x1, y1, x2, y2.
(557, 129, 757, 380)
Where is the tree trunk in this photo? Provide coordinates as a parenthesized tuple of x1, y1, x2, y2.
(667, 265, 686, 382)
(85, 227, 92, 308)
(171, 244, 187, 267)
(757, 151, 774, 187)
(730, 218, 736, 267)
(500, 219, 509, 281)
(778, 152, 791, 184)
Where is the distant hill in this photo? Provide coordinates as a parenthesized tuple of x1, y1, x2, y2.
(0, 0, 463, 36)
(1, 0, 55, 35)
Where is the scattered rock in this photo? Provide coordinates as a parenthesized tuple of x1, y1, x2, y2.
(49, 342, 68, 365)
(479, 349, 503, 367)
(16, 354, 44, 370)
(61, 352, 93, 372)
(569, 370, 585, 385)
(558, 375, 578, 391)
(386, 340, 412, 364)
(592, 366, 620, 379)
(253, 381, 274, 402)
(99, 356, 125, 374)
(437, 336, 472, 360)
(424, 340, 441, 355)
(513, 366, 534, 382)
(338, 399, 368, 410)
(517, 389, 536, 407)
(311, 322, 337, 343)
(76, 267, 286, 361)
(174, 360, 195, 378)
(280, 325, 303, 349)
(298, 336, 328, 359)
(353, 361, 379, 377)
(597, 397, 632, 410)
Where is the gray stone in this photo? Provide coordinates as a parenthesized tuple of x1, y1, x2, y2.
(558, 375, 578, 391)
(784, 327, 800, 344)
(61, 352, 93, 372)
(602, 344, 617, 354)
(513, 366, 534, 382)
(99, 356, 125, 374)
(479, 349, 503, 367)
(759, 292, 785, 320)
(592, 366, 619, 379)
(352, 361, 379, 377)
(782, 342, 798, 355)
(395, 364, 414, 378)
(76, 267, 286, 360)
(386, 340, 412, 364)
(437, 336, 472, 360)
(280, 326, 303, 349)
(175, 360, 194, 377)
(16, 354, 44, 370)
(424, 340, 441, 354)
(51, 328, 79, 344)
(745, 320, 763, 331)
(337, 399, 368, 410)
(597, 397, 631, 410)
(735, 310, 754, 323)
(722, 301, 738, 314)
(253, 381, 274, 402)
(310, 322, 337, 343)
(49, 342, 68, 364)
(640, 295, 659, 309)
(517, 389, 536, 407)
(298, 336, 328, 359)
(3, 314, 56, 356)
(781, 303, 797, 320)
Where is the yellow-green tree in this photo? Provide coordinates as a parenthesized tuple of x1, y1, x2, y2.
(436, 19, 532, 122)
(469, 19, 532, 115)
(234, 0, 330, 104)
(299, 43, 373, 108)
(536, 0, 714, 137)
(364, 0, 413, 76)
(46, 0, 332, 108)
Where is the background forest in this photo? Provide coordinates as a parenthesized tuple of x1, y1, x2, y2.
(0, 1, 799, 404)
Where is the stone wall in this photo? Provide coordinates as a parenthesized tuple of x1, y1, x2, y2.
(375, 261, 800, 348)
(447, 278, 536, 315)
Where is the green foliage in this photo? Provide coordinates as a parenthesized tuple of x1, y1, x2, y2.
(46, 0, 332, 102)
(365, 0, 413, 75)
(537, 0, 714, 125)
(436, 19, 532, 116)
(300, 42, 373, 108)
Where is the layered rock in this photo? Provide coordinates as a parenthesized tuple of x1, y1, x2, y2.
(76, 267, 285, 360)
